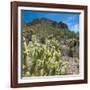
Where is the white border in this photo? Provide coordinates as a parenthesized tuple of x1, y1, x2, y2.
(18, 6, 84, 83)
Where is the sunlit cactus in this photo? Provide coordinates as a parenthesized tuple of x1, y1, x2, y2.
(22, 35, 70, 77)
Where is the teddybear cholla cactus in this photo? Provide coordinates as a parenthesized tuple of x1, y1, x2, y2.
(22, 35, 70, 77)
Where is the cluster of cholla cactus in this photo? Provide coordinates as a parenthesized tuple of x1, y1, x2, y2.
(22, 35, 70, 77)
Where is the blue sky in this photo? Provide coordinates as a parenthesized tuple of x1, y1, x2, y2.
(21, 10, 80, 33)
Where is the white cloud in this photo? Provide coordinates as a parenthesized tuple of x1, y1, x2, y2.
(70, 24, 79, 33)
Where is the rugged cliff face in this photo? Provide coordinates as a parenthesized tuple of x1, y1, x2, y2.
(26, 18, 69, 30)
